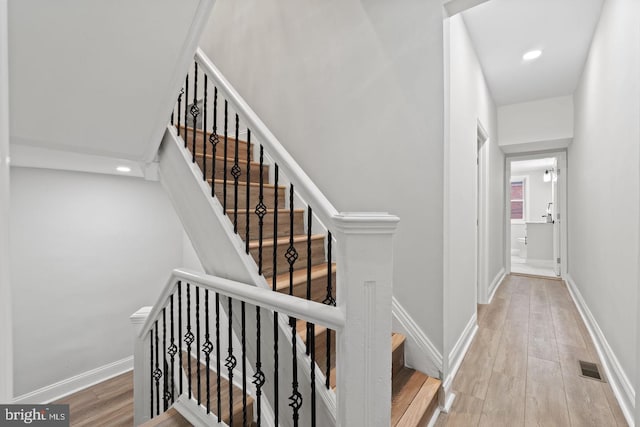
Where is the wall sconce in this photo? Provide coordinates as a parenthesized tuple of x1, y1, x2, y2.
(543, 169, 551, 182)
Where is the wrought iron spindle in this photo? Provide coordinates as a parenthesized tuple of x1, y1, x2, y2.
(184, 75, 189, 147)
(196, 286, 201, 405)
(210, 87, 219, 198)
(289, 316, 302, 426)
(202, 75, 208, 180)
(149, 330, 154, 418)
(177, 89, 184, 136)
(168, 294, 177, 403)
(203, 290, 213, 414)
(215, 293, 222, 422)
(232, 114, 241, 233)
(185, 284, 194, 399)
(223, 100, 229, 211)
(310, 322, 316, 426)
(191, 62, 198, 163)
(178, 281, 183, 395)
(245, 129, 251, 253)
(286, 184, 299, 296)
(241, 302, 247, 426)
(154, 321, 161, 416)
(162, 308, 169, 410)
(325, 233, 336, 389)
(226, 297, 236, 426)
(306, 207, 313, 354)
(256, 146, 266, 273)
(273, 165, 279, 425)
(253, 306, 265, 426)
(273, 311, 279, 425)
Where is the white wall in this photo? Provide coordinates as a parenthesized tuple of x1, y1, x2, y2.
(0, 0, 12, 402)
(10, 168, 185, 396)
(444, 14, 502, 369)
(200, 0, 446, 350)
(569, 0, 639, 413)
(499, 95, 574, 148)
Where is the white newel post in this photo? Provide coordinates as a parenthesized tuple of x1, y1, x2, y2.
(333, 213, 400, 427)
(131, 306, 153, 426)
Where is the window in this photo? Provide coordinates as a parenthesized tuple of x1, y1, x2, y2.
(511, 179, 525, 220)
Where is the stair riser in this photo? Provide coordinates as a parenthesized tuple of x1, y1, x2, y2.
(275, 271, 337, 303)
(310, 327, 336, 372)
(252, 238, 325, 277)
(235, 210, 305, 240)
(181, 127, 253, 161)
(195, 155, 267, 184)
(212, 182, 285, 210)
(392, 339, 405, 378)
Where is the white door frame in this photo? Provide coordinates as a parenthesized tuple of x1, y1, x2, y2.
(0, 0, 13, 403)
(476, 121, 489, 303)
(504, 150, 568, 278)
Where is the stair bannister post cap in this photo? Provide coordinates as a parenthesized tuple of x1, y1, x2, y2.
(331, 212, 400, 234)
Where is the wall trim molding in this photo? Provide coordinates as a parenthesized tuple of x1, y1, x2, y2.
(565, 274, 635, 426)
(12, 356, 133, 404)
(392, 297, 442, 378)
(487, 268, 506, 304)
(442, 312, 478, 410)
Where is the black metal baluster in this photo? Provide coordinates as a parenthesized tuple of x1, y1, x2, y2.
(184, 75, 189, 147)
(256, 146, 266, 274)
(241, 302, 247, 426)
(273, 165, 279, 425)
(253, 306, 265, 426)
(178, 282, 183, 395)
(286, 184, 299, 297)
(223, 101, 229, 211)
(177, 89, 184, 136)
(191, 62, 198, 163)
(154, 321, 160, 416)
(196, 286, 201, 405)
(210, 87, 219, 198)
(203, 75, 208, 180)
(306, 207, 313, 354)
(215, 293, 222, 422)
(232, 114, 241, 233)
(226, 297, 236, 426)
(245, 129, 251, 252)
(185, 284, 194, 399)
(149, 331, 154, 419)
(169, 294, 177, 403)
(203, 290, 213, 414)
(289, 316, 302, 426)
(324, 234, 335, 389)
(310, 322, 316, 426)
(162, 308, 168, 411)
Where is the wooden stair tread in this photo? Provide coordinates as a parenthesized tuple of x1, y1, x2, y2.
(142, 407, 190, 427)
(229, 208, 305, 215)
(180, 126, 251, 144)
(391, 367, 432, 426)
(208, 178, 281, 190)
(270, 262, 336, 291)
(391, 333, 405, 354)
(194, 152, 260, 164)
(248, 233, 325, 249)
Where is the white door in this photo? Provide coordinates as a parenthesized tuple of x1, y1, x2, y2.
(552, 162, 561, 276)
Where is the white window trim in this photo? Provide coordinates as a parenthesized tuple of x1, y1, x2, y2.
(510, 176, 527, 224)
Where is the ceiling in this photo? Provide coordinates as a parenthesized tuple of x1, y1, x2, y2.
(462, 0, 604, 106)
(511, 157, 555, 173)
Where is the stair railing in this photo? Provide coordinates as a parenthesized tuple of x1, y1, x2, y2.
(137, 48, 399, 426)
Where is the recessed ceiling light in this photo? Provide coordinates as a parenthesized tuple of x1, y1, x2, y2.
(116, 166, 131, 173)
(523, 49, 542, 61)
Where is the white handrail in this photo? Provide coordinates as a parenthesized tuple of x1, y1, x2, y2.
(139, 268, 345, 339)
(194, 48, 339, 229)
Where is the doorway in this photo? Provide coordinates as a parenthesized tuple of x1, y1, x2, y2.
(505, 151, 567, 278)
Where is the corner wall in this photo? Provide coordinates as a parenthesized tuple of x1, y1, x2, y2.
(200, 0, 446, 352)
(569, 0, 639, 420)
(10, 168, 185, 397)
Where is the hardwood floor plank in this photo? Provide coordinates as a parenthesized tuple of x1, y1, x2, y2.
(524, 356, 570, 426)
(441, 391, 484, 427)
(478, 371, 525, 427)
(452, 327, 502, 400)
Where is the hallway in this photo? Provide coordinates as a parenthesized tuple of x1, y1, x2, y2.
(436, 275, 627, 426)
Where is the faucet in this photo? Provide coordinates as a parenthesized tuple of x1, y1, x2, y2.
(543, 203, 553, 223)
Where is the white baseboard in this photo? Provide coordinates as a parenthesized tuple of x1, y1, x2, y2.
(12, 356, 133, 404)
(565, 274, 635, 427)
(442, 313, 478, 409)
(487, 268, 506, 304)
(392, 297, 443, 378)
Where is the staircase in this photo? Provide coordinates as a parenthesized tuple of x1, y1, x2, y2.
(166, 125, 442, 425)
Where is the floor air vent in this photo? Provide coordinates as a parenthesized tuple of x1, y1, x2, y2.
(578, 360, 605, 382)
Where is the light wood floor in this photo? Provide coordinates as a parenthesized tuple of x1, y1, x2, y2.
(53, 371, 133, 426)
(435, 274, 628, 427)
